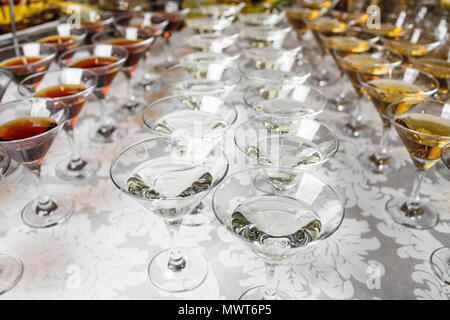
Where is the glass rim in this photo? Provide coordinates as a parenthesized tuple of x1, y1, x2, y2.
(0, 69, 13, 87)
(0, 43, 57, 71)
(17, 68, 99, 100)
(233, 115, 340, 168)
(357, 65, 439, 97)
(70, 11, 115, 28)
(442, 142, 450, 170)
(160, 65, 242, 92)
(27, 27, 88, 44)
(238, 59, 312, 83)
(211, 166, 345, 242)
(0, 97, 69, 145)
(386, 98, 450, 140)
(109, 137, 230, 202)
(242, 85, 327, 118)
(142, 93, 239, 136)
(380, 31, 442, 47)
(58, 44, 129, 71)
(318, 27, 380, 44)
(91, 29, 156, 49)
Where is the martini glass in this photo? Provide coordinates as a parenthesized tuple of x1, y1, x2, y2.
(185, 14, 235, 34)
(18, 69, 99, 181)
(212, 167, 344, 300)
(381, 30, 442, 66)
(71, 11, 115, 44)
(0, 98, 71, 228)
(238, 8, 285, 27)
(59, 44, 128, 144)
(110, 137, 229, 292)
(186, 29, 239, 52)
(142, 94, 237, 226)
(243, 84, 327, 119)
(240, 41, 302, 71)
(27, 25, 87, 58)
(239, 22, 292, 49)
(238, 59, 312, 100)
(161, 66, 241, 98)
(92, 28, 155, 112)
(333, 45, 403, 138)
(0, 43, 57, 84)
(115, 11, 171, 91)
(235, 115, 339, 192)
(409, 44, 450, 102)
(429, 143, 450, 285)
(386, 99, 450, 229)
(0, 147, 24, 295)
(358, 66, 439, 174)
(198, 3, 244, 19)
(330, 10, 369, 26)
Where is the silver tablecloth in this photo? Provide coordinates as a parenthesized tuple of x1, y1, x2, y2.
(0, 30, 449, 300)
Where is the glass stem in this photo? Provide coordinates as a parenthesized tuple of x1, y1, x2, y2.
(375, 124, 390, 159)
(164, 218, 186, 272)
(64, 126, 83, 165)
(263, 261, 280, 300)
(350, 97, 363, 128)
(28, 166, 56, 216)
(406, 169, 425, 209)
(125, 72, 137, 106)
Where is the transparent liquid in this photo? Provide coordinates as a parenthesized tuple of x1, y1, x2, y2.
(127, 160, 213, 199)
(231, 195, 321, 256)
(254, 99, 317, 117)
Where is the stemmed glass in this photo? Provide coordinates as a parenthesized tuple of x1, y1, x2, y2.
(238, 7, 285, 27)
(381, 30, 442, 66)
(185, 11, 235, 34)
(429, 143, 450, 285)
(0, 43, 57, 84)
(18, 69, 99, 181)
(239, 22, 292, 49)
(27, 25, 87, 58)
(386, 99, 450, 229)
(0, 98, 70, 228)
(142, 94, 238, 226)
(71, 11, 115, 44)
(110, 137, 229, 292)
(92, 28, 156, 112)
(212, 168, 344, 300)
(333, 45, 403, 138)
(409, 44, 450, 102)
(243, 84, 328, 119)
(0, 147, 23, 295)
(357, 66, 439, 174)
(59, 44, 128, 144)
(235, 115, 339, 192)
(161, 66, 241, 98)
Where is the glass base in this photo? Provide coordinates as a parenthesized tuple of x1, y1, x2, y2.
(337, 120, 375, 139)
(135, 77, 154, 93)
(89, 125, 126, 144)
(435, 161, 450, 180)
(386, 196, 439, 229)
(430, 247, 450, 285)
(118, 98, 145, 114)
(182, 201, 216, 226)
(0, 254, 23, 295)
(357, 150, 401, 174)
(239, 285, 293, 300)
(22, 195, 74, 229)
(55, 156, 100, 181)
(148, 248, 208, 292)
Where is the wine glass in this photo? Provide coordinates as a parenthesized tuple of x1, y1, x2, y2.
(0, 43, 57, 84)
(381, 30, 442, 66)
(59, 44, 128, 144)
(110, 137, 229, 292)
(234, 115, 339, 192)
(27, 24, 87, 58)
(70, 11, 115, 44)
(212, 167, 344, 300)
(142, 94, 238, 226)
(0, 147, 23, 295)
(92, 28, 156, 112)
(0, 98, 70, 228)
(357, 66, 439, 174)
(386, 99, 450, 229)
(18, 69, 99, 181)
(409, 44, 450, 102)
(333, 45, 403, 138)
(429, 143, 450, 285)
(161, 66, 241, 98)
(243, 84, 327, 119)
(238, 59, 312, 100)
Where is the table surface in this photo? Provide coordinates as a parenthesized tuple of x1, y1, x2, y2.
(0, 28, 449, 300)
